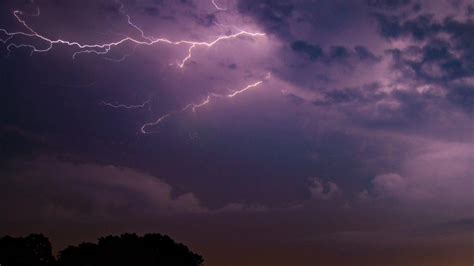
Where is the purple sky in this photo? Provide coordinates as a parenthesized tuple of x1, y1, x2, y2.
(0, 0, 473, 265)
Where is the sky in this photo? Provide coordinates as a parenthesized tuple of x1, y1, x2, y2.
(0, 0, 473, 265)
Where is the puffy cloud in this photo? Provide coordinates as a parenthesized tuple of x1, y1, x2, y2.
(372, 5, 474, 114)
(0, 156, 312, 223)
(308, 178, 341, 200)
(235, 0, 473, 135)
(365, 141, 473, 216)
(0, 157, 208, 220)
(372, 173, 431, 200)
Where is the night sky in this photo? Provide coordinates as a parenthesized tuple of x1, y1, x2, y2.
(0, 0, 473, 265)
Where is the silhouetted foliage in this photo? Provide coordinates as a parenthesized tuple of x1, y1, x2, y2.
(0, 233, 203, 266)
(58, 233, 203, 266)
(0, 234, 56, 266)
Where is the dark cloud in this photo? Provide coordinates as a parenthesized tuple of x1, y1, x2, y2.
(284, 93, 305, 105)
(193, 13, 217, 27)
(291, 41, 380, 64)
(373, 11, 474, 113)
(151, 0, 164, 5)
(291, 40, 323, 61)
(235, 1, 469, 139)
(328, 46, 351, 61)
(468, 4, 474, 16)
(386, 42, 469, 83)
(412, 3, 422, 12)
(374, 13, 442, 40)
(143, 6, 160, 16)
(313, 82, 385, 106)
(100, 2, 122, 15)
(446, 85, 474, 112)
(237, 0, 294, 36)
(367, 0, 412, 9)
(354, 45, 380, 61)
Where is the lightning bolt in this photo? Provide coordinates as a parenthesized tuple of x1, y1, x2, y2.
(100, 96, 152, 110)
(0, 2, 265, 68)
(211, 0, 228, 11)
(140, 80, 265, 134)
(1, 1, 269, 135)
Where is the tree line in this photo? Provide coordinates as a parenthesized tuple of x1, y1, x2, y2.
(0, 233, 204, 266)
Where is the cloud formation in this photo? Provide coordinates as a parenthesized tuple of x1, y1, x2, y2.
(0, 1, 472, 265)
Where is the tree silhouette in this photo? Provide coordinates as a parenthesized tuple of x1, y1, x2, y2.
(0, 233, 56, 266)
(1, 233, 203, 266)
(59, 233, 204, 266)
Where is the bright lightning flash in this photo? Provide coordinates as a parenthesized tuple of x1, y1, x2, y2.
(0, 2, 265, 67)
(140, 80, 264, 134)
(0, 1, 269, 135)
